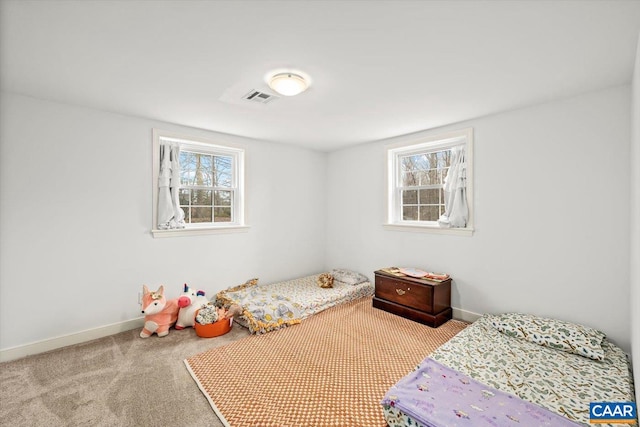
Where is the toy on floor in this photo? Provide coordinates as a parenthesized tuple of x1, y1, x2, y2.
(195, 304, 241, 325)
(175, 284, 211, 330)
(194, 304, 242, 338)
(317, 272, 334, 288)
(195, 305, 222, 325)
(225, 303, 243, 318)
(140, 285, 179, 338)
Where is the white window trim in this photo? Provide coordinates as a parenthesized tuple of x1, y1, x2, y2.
(151, 129, 249, 238)
(384, 127, 474, 236)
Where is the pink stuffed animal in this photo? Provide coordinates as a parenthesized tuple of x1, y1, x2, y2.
(175, 284, 210, 330)
(140, 285, 179, 338)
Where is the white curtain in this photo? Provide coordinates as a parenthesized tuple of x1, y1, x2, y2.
(438, 146, 468, 228)
(157, 143, 185, 229)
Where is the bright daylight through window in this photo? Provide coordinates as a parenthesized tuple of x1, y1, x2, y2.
(152, 129, 246, 237)
(386, 128, 473, 235)
(179, 151, 233, 224)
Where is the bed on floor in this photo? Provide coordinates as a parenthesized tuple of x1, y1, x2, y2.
(216, 269, 373, 334)
(382, 313, 636, 427)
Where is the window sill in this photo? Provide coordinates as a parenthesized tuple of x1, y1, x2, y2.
(383, 223, 474, 236)
(152, 225, 250, 238)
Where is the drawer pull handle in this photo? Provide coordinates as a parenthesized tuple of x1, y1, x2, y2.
(396, 288, 406, 295)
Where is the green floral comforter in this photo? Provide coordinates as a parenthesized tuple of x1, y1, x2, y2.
(428, 315, 635, 427)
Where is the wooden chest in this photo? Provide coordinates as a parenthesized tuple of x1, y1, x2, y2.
(372, 270, 452, 327)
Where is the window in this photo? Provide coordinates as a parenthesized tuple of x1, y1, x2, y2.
(399, 149, 450, 222)
(179, 150, 233, 224)
(152, 129, 247, 237)
(385, 128, 473, 235)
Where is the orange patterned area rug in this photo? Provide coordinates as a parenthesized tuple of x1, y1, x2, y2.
(185, 297, 467, 427)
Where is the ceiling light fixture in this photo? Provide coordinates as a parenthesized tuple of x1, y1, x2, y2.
(268, 72, 308, 97)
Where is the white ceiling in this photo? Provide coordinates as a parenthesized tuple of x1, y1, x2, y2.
(2, 1, 640, 152)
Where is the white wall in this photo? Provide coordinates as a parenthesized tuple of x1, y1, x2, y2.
(0, 93, 327, 351)
(1, 84, 634, 359)
(325, 85, 632, 352)
(630, 35, 640, 403)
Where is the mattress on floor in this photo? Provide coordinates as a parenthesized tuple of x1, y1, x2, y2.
(217, 273, 374, 334)
(382, 314, 635, 427)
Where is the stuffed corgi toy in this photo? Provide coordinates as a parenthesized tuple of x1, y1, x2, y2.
(140, 285, 179, 338)
(175, 284, 210, 329)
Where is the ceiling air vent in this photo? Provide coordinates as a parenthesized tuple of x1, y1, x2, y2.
(242, 89, 278, 104)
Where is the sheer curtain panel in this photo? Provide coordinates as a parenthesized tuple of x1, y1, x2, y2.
(438, 146, 468, 228)
(157, 143, 185, 229)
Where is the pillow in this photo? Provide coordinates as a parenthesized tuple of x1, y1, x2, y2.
(330, 269, 369, 285)
(490, 313, 606, 361)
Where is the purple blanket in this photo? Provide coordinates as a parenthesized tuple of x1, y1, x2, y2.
(381, 358, 582, 427)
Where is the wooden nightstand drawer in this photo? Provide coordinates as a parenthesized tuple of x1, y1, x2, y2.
(375, 275, 432, 312)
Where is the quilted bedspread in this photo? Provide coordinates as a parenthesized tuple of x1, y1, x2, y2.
(217, 274, 374, 334)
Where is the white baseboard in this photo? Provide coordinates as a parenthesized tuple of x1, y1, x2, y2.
(452, 306, 482, 323)
(0, 317, 145, 363)
(1, 307, 481, 363)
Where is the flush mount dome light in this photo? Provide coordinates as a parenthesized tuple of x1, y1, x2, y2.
(268, 72, 308, 96)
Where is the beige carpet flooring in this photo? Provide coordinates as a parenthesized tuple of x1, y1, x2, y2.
(0, 324, 250, 426)
(1, 300, 467, 427)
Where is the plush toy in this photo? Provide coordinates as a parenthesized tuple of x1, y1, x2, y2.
(225, 303, 243, 319)
(140, 285, 179, 338)
(175, 284, 210, 330)
(317, 272, 334, 288)
(196, 304, 242, 325)
(195, 305, 221, 325)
